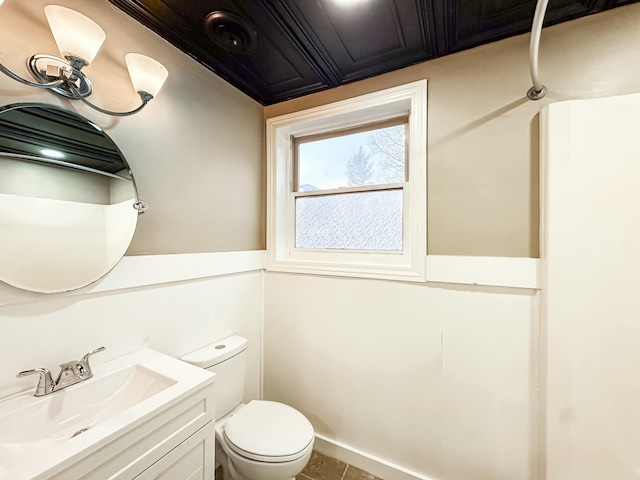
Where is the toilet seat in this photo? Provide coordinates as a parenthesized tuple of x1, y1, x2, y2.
(223, 400, 314, 463)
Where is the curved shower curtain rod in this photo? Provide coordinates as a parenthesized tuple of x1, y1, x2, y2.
(527, 0, 549, 100)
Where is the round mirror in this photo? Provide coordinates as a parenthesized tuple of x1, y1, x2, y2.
(0, 103, 142, 293)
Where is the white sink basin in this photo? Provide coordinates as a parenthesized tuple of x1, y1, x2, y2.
(0, 348, 215, 480)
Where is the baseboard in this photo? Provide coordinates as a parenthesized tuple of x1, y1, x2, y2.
(313, 434, 436, 480)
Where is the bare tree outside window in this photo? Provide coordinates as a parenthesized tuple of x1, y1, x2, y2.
(345, 146, 374, 186)
(367, 125, 405, 183)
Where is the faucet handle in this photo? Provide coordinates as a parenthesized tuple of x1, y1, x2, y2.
(17, 368, 54, 397)
(80, 346, 105, 376)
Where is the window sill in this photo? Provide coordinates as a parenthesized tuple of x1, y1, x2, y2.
(266, 257, 426, 283)
(266, 254, 539, 289)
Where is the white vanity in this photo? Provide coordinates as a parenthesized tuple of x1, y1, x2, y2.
(0, 348, 215, 480)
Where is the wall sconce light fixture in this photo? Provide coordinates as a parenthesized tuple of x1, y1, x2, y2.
(0, 5, 169, 116)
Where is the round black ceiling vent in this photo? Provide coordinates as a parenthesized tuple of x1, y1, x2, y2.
(204, 11, 257, 54)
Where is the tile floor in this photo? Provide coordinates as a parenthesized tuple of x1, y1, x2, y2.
(214, 450, 384, 480)
(297, 451, 384, 480)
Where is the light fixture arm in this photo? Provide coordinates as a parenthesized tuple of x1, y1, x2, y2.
(68, 83, 153, 117)
(0, 61, 65, 89)
(0, 59, 152, 116)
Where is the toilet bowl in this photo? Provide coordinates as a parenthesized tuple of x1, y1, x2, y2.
(216, 401, 314, 480)
(180, 335, 314, 480)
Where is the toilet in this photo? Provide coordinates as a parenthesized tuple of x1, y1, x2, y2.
(180, 335, 314, 480)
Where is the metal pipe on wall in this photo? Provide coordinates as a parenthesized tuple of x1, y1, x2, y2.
(527, 0, 549, 100)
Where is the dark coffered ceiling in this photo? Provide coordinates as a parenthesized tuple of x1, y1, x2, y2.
(109, 0, 636, 105)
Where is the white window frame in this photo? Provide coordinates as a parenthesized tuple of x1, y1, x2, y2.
(266, 80, 427, 282)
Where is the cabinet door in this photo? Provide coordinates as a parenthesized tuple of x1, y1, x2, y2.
(136, 422, 215, 480)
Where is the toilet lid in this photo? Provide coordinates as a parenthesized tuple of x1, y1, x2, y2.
(223, 400, 314, 462)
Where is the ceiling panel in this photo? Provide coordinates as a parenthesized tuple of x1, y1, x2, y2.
(108, 0, 637, 105)
(276, 0, 436, 83)
(447, 0, 599, 52)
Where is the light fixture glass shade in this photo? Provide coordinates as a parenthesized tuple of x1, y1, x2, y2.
(125, 53, 169, 98)
(44, 5, 106, 65)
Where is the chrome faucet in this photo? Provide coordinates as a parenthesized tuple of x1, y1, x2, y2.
(17, 347, 106, 397)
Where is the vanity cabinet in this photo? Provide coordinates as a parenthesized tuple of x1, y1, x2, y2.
(135, 422, 214, 480)
(0, 349, 215, 480)
(48, 383, 215, 480)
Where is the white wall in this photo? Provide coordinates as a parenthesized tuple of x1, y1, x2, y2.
(0, 252, 264, 401)
(265, 273, 539, 480)
(541, 94, 640, 479)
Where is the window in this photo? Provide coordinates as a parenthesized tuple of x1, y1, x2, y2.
(266, 80, 427, 281)
(295, 118, 406, 251)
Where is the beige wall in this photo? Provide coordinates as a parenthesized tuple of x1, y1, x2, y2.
(265, 4, 640, 257)
(0, 0, 265, 255)
(4, 1, 637, 258)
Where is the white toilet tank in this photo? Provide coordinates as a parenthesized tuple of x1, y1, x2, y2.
(180, 335, 248, 419)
